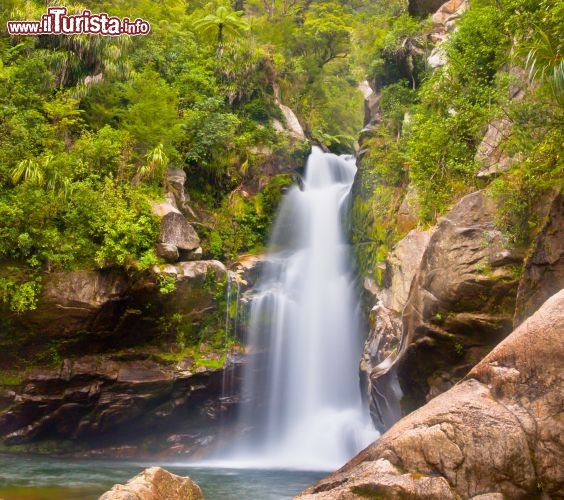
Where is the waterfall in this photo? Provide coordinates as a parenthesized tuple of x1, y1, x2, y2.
(226, 147, 377, 470)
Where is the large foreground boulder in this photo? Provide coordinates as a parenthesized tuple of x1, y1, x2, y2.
(299, 289, 564, 499)
(99, 467, 202, 500)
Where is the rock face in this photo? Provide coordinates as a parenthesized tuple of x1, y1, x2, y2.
(408, 0, 448, 17)
(7, 261, 227, 358)
(380, 229, 432, 313)
(514, 192, 564, 325)
(18, 270, 129, 338)
(299, 289, 564, 499)
(397, 190, 523, 410)
(99, 467, 203, 500)
(358, 80, 381, 127)
(359, 228, 431, 430)
(361, 191, 522, 424)
(0, 353, 241, 453)
(431, 0, 468, 34)
(0, 260, 239, 456)
(426, 0, 469, 69)
(362, 191, 524, 426)
(475, 118, 515, 178)
(166, 168, 190, 214)
(396, 185, 422, 234)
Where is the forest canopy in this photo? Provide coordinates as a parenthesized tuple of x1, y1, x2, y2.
(0, 0, 562, 308)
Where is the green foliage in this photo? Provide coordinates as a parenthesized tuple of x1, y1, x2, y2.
(379, 80, 417, 135)
(352, 0, 562, 283)
(0, 276, 41, 313)
(205, 174, 293, 261)
(193, 5, 250, 48)
(403, 5, 510, 222)
(523, 0, 564, 104)
(157, 274, 177, 295)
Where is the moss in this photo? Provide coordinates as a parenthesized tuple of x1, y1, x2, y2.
(0, 371, 25, 387)
(0, 439, 79, 455)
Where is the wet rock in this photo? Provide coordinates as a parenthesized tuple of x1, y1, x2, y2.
(299, 289, 564, 499)
(231, 254, 267, 292)
(159, 212, 200, 252)
(514, 192, 564, 325)
(153, 260, 226, 281)
(360, 228, 431, 430)
(0, 352, 243, 456)
(360, 303, 403, 431)
(99, 466, 203, 500)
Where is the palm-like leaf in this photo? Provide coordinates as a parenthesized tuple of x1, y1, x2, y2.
(193, 6, 250, 48)
(525, 24, 563, 102)
(11, 158, 44, 186)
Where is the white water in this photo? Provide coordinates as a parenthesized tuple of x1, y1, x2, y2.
(222, 147, 377, 470)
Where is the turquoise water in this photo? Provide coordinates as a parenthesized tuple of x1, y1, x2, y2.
(0, 455, 325, 499)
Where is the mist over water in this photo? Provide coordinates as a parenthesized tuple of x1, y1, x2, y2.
(223, 147, 377, 470)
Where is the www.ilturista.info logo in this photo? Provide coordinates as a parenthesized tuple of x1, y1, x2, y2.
(7, 7, 150, 36)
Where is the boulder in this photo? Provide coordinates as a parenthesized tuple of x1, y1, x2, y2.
(299, 289, 564, 499)
(396, 191, 522, 411)
(425, 0, 469, 67)
(156, 243, 179, 262)
(431, 0, 468, 31)
(151, 201, 181, 218)
(166, 168, 189, 213)
(159, 212, 200, 252)
(514, 192, 564, 325)
(427, 45, 447, 69)
(99, 466, 203, 500)
(184, 247, 203, 261)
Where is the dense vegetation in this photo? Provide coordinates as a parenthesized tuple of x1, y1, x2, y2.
(352, 0, 563, 282)
(0, 0, 562, 309)
(0, 0, 369, 311)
